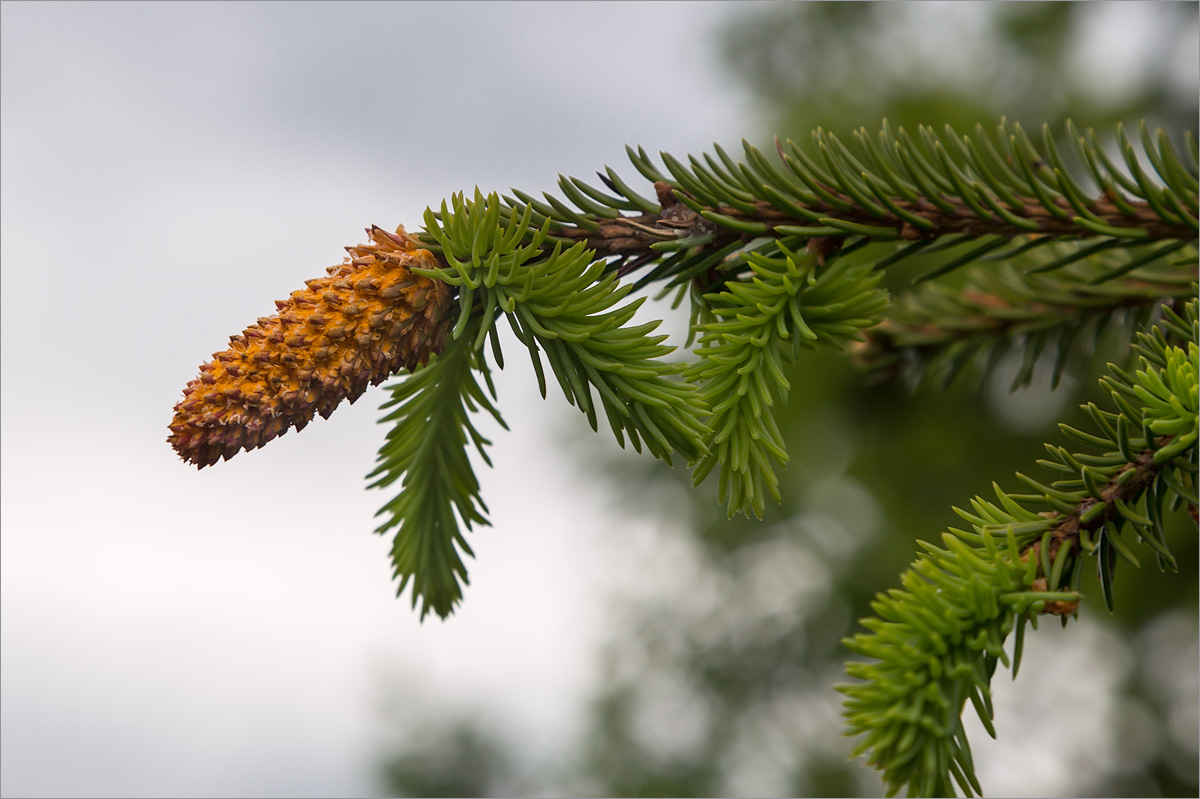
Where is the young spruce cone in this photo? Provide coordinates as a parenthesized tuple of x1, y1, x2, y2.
(169, 226, 453, 468)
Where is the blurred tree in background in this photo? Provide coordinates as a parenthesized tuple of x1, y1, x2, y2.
(379, 4, 1198, 796)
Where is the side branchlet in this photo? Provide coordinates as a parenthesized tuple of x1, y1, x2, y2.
(838, 300, 1198, 797)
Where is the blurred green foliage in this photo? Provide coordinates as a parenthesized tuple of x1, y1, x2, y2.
(378, 4, 1198, 796)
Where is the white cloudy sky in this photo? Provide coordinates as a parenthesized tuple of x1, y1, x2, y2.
(2, 3, 1196, 798)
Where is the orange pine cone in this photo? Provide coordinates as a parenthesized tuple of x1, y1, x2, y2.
(169, 225, 454, 468)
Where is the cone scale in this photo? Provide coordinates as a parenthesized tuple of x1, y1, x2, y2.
(168, 226, 453, 468)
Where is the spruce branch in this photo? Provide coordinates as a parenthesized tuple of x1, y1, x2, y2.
(851, 242, 1199, 389)
(168, 118, 1196, 632)
(839, 300, 1198, 798)
(369, 190, 711, 619)
(504, 120, 1197, 289)
(687, 243, 889, 517)
(418, 190, 709, 465)
(368, 332, 505, 620)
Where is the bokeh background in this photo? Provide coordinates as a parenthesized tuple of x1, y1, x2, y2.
(2, 2, 1196, 797)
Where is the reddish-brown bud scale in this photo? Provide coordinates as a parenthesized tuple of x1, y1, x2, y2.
(169, 226, 454, 468)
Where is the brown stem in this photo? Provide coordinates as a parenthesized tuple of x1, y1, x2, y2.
(1022, 439, 1174, 615)
(549, 182, 1197, 260)
(850, 277, 1199, 382)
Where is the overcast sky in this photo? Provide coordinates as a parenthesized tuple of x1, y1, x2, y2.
(2, 3, 1196, 798)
